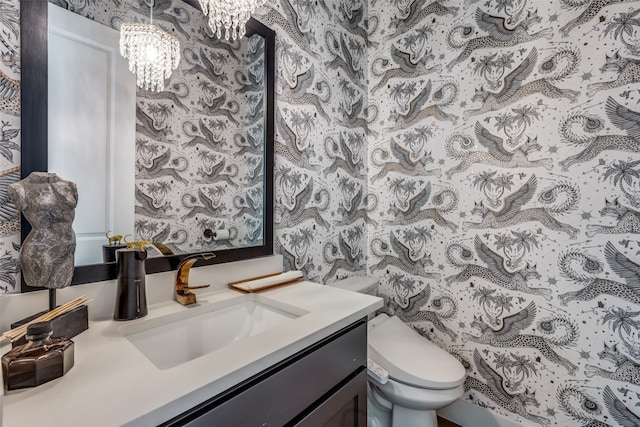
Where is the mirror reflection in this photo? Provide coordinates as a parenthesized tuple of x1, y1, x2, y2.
(47, 1, 266, 267)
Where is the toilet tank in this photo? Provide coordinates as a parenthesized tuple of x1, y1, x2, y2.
(328, 276, 379, 295)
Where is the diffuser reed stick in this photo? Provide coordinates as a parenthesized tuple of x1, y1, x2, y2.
(0, 296, 89, 343)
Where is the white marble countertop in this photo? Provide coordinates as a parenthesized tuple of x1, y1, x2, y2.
(3, 280, 382, 427)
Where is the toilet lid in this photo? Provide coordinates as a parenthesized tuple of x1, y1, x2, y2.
(368, 315, 466, 390)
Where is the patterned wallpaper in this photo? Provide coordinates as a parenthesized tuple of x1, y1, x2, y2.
(259, 0, 371, 283)
(2, 0, 640, 425)
(367, 0, 640, 425)
(0, 0, 21, 293)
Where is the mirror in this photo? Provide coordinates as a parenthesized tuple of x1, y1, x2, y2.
(19, 0, 274, 290)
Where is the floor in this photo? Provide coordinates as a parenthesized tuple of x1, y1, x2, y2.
(438, 416, 462, 427)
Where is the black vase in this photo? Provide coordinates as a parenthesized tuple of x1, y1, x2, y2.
(114, 249, 148, 321)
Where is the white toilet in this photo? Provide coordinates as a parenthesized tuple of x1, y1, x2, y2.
(329, 277, 466, 427)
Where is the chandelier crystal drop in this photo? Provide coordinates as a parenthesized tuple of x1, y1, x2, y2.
(119, 2, 180, 92)
(198, 0, 266, 41)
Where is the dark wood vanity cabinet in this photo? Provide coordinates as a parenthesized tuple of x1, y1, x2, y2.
(292, 369, 367, 427)
(161, 319, 368, 427)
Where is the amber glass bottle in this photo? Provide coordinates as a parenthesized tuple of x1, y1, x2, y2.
(2, 321, 74, 390)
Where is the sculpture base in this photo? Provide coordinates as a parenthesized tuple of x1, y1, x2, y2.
(10, 305, 88, 347)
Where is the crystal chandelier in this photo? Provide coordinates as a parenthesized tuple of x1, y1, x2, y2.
(119, 0, 180, 92)
(198, 0, 266, 41)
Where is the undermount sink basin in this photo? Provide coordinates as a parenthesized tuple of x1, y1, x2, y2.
(121, 294, 307, 370)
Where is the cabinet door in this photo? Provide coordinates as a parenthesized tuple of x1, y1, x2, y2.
(292, 368, 367, 427)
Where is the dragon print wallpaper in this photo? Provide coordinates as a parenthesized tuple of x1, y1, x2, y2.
(0, 0, 21, 293)
(367, 0, 640, 425)
(2, 0, 640, 425)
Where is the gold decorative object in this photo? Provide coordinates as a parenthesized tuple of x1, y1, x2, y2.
(105, 230, 128, 246)
(123, 236, 153, 252)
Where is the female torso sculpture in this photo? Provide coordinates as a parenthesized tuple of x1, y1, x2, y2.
(8, 172, 78, 289)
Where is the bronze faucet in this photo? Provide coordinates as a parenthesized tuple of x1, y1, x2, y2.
(175, 252, 216, 305)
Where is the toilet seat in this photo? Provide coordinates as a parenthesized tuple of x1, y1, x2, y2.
(368, 314, 466, 390)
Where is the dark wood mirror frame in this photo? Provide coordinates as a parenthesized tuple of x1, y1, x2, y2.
(19, 0, 275, 291)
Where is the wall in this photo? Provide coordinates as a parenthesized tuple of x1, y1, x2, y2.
(368, 0, 640, 425)
(253, 0, 371, 283)
(0, 0, 369, 287)
(2, 0, 640, 425)
(0, 0, 21, 292)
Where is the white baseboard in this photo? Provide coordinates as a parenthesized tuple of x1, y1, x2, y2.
(437, 399, 523, 427)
